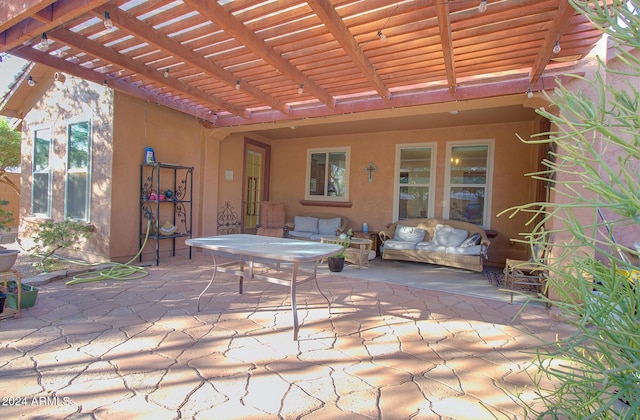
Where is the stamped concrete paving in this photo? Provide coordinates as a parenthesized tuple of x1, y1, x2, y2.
(0, 253, 574, 419)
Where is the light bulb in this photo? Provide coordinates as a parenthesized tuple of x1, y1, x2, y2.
(552, 40, 561, 54)
(235, 80, 240, 90)
(104, 11, 113, 29)
(527, 87, 533, 99)
(40, 33, 49, 49)
(298, 84, 304, 94)
(164, 68, 169, 78)
(377, 30, 386, 41)
(478, 0, 487, 13)
(27, 76, 35, 87)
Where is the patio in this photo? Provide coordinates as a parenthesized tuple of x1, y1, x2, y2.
(0, 250, 573, 419)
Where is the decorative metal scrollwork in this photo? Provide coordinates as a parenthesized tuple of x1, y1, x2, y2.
(217, 201, 242, 234)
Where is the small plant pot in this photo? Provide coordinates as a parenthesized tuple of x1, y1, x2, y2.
(327, 256, 345, 272)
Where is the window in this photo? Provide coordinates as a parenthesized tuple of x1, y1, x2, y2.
(32, 127, 52, 216)
(445, 141, 494, 228)
(65, 120, 92, 220)
(306, 148, 350, 201)
(394, 144, 436, 220)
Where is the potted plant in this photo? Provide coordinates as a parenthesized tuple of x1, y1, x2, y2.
(328, 233, 350, 272)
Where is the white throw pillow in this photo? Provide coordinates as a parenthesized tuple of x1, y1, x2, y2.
(294, 216, 319, 233)
(433, 224, 469, 247)
(318, 217, 342, 235)
(393, 224, 426, 242)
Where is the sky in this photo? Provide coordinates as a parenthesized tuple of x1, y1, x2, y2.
(0, 54, 29, 99)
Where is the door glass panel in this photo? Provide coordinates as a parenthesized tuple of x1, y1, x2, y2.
(244, 149, 262, 229)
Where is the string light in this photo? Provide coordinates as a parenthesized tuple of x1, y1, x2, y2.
(553, 40, 561, 54)
(164, 68, 170, 78)
(236, 80, 240, 90)
(478, 0, 487, 13)
(104, 11, 113, 29)
(527, 87, 533, 99)
(40, 33, 49, 49)
(377, 30, 386, 41)
(298, 84, 304, 94)
(27, 76, 36, 87)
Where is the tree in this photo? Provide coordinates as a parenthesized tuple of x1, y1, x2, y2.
(502, 1, 640, 418)
(0, 117, 21, 195)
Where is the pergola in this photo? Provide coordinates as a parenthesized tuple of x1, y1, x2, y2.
(0, 0, 604, 131)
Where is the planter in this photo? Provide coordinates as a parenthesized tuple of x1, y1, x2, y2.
(6, 281, 38, 310)
(0, 249, 19, 272)
(327, 256, 345, 272)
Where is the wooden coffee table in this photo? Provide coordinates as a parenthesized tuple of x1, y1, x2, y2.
(320, 236, 373, 268)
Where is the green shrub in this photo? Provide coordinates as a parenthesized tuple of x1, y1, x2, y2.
(0, 199, 13, 232)
(30, 219, 94, 271)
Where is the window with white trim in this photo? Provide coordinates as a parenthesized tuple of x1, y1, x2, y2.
(32, 127, 52, 216)
(65, 120, 92, 221)
(444, 141, 494, 228)
(306, 148, 350, 201)
(394, 144, 436, 220)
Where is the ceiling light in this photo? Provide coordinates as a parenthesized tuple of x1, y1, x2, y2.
(235, 80, 240, 90)
(478, 0, 487, 13)
(298, 84, 304, 94)
(553, 40, 561, 54)
(164, 68, 169, 78)
(104, 11, 113, 29)
(527, 87, 533, 99)
(27, 76, 36, 87)
(377, 30, 386, 42)
(40, 33, 49, 49)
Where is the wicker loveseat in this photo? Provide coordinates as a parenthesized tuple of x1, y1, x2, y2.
(378, 218, 490, 272)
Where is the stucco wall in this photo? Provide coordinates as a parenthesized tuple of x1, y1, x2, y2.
(111, 93, 210, 263)
(216, 118, 543, 266)
(272, 121, 540, 266)
(19, 77, 113, 261)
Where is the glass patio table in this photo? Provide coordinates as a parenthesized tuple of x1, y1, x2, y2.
(186, 234, 343, 340)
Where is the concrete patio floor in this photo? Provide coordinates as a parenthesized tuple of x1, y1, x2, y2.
(0, 251, 574, 419)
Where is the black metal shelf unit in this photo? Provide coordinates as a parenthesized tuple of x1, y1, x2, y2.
(140, 163, 194, 265)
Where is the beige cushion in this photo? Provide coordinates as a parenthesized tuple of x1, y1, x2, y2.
(318, 218, 342, 235)
(433, 224, 468, 247)
(393, 224, 426, 242)
(294, 216, 318, 233)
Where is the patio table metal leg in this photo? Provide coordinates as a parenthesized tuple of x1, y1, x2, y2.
(291, 262, 299, 340)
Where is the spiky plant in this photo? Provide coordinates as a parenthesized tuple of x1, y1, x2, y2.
(501, 1, 640, 418)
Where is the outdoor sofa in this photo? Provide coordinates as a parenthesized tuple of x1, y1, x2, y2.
(286, 213, 348, 241)
(378, 218, 490, 272)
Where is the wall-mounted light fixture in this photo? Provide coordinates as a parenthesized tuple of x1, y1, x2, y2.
(104, 11, 113, 29)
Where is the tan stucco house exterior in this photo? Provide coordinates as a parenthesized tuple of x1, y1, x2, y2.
(5, 39, 639, 271)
